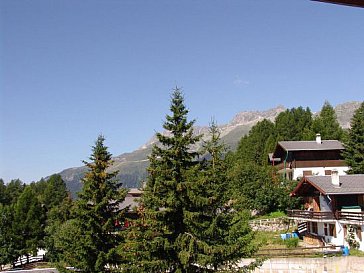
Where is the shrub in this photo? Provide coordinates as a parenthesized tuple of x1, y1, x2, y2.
(284, 238, 299, 248)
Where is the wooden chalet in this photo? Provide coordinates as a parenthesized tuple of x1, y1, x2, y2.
(117, 188, 142, 228)
(269, 134, 348, 180)
(288, 173, 364, 249)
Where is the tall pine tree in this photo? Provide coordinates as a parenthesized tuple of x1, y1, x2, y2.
(13, 186, 45, 260)
(55, 135, 127, 272)
(0, 204, 18, 269)
(343, 102, 364, 174)
(119, 90, 258, 272)
(311, 101, 344, 140)
(142, 88, 200, 273)
(184, 122, 257, 272)
(275, 107, 313, 141)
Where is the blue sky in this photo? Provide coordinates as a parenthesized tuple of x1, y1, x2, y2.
(1, 0, 363, 183)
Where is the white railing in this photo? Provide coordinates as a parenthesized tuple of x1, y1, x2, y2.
(14, 253, 45, 267)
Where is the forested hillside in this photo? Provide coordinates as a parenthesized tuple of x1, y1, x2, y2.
(59, 101, 360, 196)
(1, 95, 363, 271)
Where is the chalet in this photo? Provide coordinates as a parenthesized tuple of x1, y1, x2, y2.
(120, 188, 142, 212)
(269, 134, 349, 180)
(287, 173, 364, 250)
(117, 188, 142, 228)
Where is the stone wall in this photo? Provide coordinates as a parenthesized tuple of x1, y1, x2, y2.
(249, 217, 293, 232)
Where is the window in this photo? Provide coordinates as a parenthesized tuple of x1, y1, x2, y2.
(325, 170, 332, 175)
(325, 223, 336, 237)
(330, 224, 336, 238)
(324, 224, 328, 236)
(303, 170, 312, 176)
(311, 222, 318, 234)
(357, 226, 362, 241)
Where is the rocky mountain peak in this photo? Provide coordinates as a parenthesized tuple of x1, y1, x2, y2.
(229, 105, 286, 126)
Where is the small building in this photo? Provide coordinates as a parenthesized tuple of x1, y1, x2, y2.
(269, 134, 349, 180)
(121, 188, 142, 209)
(287, 173, 364, 250)
(117, 188, 142, 228)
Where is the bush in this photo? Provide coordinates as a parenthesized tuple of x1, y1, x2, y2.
(267, 211, 286, 218)
(284, 238, 299, 248)
(254, 211, 286, 220)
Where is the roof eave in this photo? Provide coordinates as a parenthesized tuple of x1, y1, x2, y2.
(325, 191, 364, 195)
(290, 176, 327, 197)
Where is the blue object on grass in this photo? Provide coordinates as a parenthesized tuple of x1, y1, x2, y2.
(341, 246, 349, 256)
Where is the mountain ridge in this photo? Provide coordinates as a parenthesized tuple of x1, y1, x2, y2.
(59, 101, 361, 196)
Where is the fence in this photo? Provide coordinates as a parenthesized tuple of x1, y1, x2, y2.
(14, 253, 45, 267)
(255, 245, 342, 258)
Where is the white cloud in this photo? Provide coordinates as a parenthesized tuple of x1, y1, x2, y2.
(233, 75, 249, 87)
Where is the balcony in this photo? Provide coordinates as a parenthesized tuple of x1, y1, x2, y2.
(287, 210, 335, 222)
(287, 209, 364, 225)
(337, 211, 364, 225)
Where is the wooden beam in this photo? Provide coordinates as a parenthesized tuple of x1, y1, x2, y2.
(312, 0, 364, 8)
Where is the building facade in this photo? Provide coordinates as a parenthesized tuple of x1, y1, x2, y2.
(269, 134, 349, 180)
(288, 174, 364, 250)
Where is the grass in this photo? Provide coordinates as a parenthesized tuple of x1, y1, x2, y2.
(34, 262, 53, 268)
(284, 237, 299, 248)
(253, 230, 287, 249)
(252, 211, 286, 220)
(348, 248, 364, 257)
(254, 230, 364, 258)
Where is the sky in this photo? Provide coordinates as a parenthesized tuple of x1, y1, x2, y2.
(0, 0, 363, 183)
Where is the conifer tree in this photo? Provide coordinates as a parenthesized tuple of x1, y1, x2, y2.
(13, 186, 45, 260)
(119, 90, 258, 272)
(0, 204, 17, 269)
(0, 179, 6, 205)
(311, 101, 344, 140)
(343, 102, 364, 174)
(4, 179, 25, 206)
(43, 174, 68, 211)
(55, 135, 127, 272)
(123, 88, 200, 272)
(44, 193, 74, 262)
(184, 122, 257, 272)
(275, 107, 313, 141)
(235, 119, 275, 165)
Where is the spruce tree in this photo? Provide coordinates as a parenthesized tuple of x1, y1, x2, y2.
(0, 204, 17, 269)
(119, 90, 258, 272)
(275, 107, 313, 141)
(13, 186, 45, 260)
(235, 119, 275, 165)
(43, 174, 68, 211)
(184, 122, 257, 272)
(55, 135, 127, 272)
(124, 88, 200, 272)
(311, 101, 344, 140)
(4, 179, 25, 206)
(343, 102, 364, 174)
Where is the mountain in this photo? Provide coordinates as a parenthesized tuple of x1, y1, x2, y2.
(59, 102, 360, 197)
(334, 101, 362, 129)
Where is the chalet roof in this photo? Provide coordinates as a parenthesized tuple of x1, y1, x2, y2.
(119, 188, 142, 211)
(278, 140, 344, 152)
(119, 195, 140, 210)
(291, 175, 364, 196)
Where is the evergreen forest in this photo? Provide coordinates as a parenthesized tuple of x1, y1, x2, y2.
(1, 92, 363, 272)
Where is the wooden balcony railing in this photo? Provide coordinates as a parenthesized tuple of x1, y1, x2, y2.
(287, 210, 335, 220)
(275, 160, 346, 170)
(287, 210, 364, 224)
(337, 211, 364, 223)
